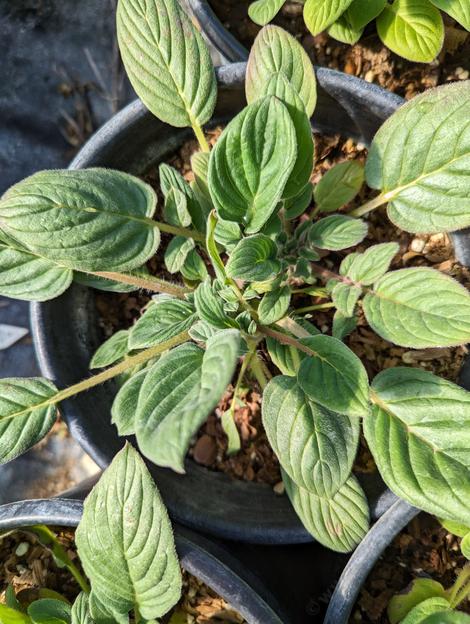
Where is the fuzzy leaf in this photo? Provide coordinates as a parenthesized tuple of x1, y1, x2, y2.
(328, 14, 363, 44)
(194, 280, 238, 329)
(422, 612, 470, 624)
(363, 268, 470, 348)
(263, 376, 359, 495)
(283, 471, 369, 552)
(76, 444, 182, 620)
(206, 212, 226, 281)
(226, 235, 281, 282)
(0, 169, 159, 272)
(401, 599, 452, 624)
(71, 593, 92, 624)
(191, 151, 212, 210)
(258, 285, 291, 325)
(331, 282, 361, 317)
(116, 0, 216, 128)
(308, 215, 368, 250)
(332, 311, 358, 341)
(246, 25, 317, 117)
(266, 320, 320, 376)
(164, 236, 195, 274)
(388, 579, 447, 624)
(135, 331, 240, 471)
(346, 0, 387, 29)
(297, 335, 370, 417)
(314, 160, 364, 213)
(160, 164, 207, 232)
(284, 184, 313, 220)
(221, 410, 242, 456)
(304, 0, 355, 35)
(340, 242, 399, 285)
(180, 249, 208, 281)
(28, 600, 71, 624)
(213, 219, 242, 250)
(367, 82, 470, 234)
(90, 330, 129, 369)
(163, 188, 191, 228)
(0, 378, 58, 464)
(376, 0, 444, 62)
(111, 368, 150, 436)
(430, 0, 470, 29)
(248, 0, 285, 24)
(365, 367, 470, 525)
(208, 96, 297, 233)
(129, 297, 196, 349)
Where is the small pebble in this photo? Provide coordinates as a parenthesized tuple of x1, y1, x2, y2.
(410, 238, 425, 253)
(364, 70, 375, 83)
(273, 481, 285, 495)
(193, 435, 217, 466)
(15, 542, 29, 557)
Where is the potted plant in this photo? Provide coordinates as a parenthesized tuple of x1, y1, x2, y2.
(0, 443, 284, 623)
(1, 0, 469, 552)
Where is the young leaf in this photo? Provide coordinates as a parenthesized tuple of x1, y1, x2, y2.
(214, 218, 242, 250)
(363, 268, 470, 348)
(308, 215, 368, 250)
(345, 0, 387, 29)
(266, 320, 320, 376)
(76, 444, 182, 620)
(0, 605, 31, 624)
(208, 96, 297, 233)
(129, 297, 196, 349)
(226, 235, 281, 282)
(163, 188, 192, 228)
(284, 183, 313, 221)
(135, 331, 240, 471)
(90, 330, 129, 369)
(191, 152, 212, 209)
(313, 160, 364, 213)
(194, 280, 239, 329)
(111, 368, 150, 436)
(461, 533, 470, 559)
(332, 310, 358, 341)
(248, 0, 286, 24)
(164, 236, 195, 274)
(263, 376, 359, 495)
(206, 211, 226, 281)
(283, 471, 369, 553)
(400, 598, 452, 624)
(328, 15, 363, 44)
(376, 0, 444, 62)
(430, 0, 470, 29)
(258, 285, 291, 325)
(331, 282, 361, 317)
(388, 579, 448, 624)
(71, 593, 92, 624)
(366, 81, 470, 234)
(365, 367, 470, 525)
(303, 0, 355, 35)
(180, 249, 208, 281)
(0, 169, 159, 272)
(0, 378, 58, 464)
(297, 335, 370, 418)
(188, 320, 220, 343)
(246, 25, 317, 117)
(28, 600, 71, 624)
(116, 0, 216, 128)
(340, 242, 399, 285)
(160, 164, 207, 232)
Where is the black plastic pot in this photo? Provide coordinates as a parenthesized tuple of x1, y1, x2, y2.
(0, 497, 285, 624)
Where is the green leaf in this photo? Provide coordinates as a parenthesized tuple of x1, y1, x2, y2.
(284, 183, 313, 220)
(0, 238, 72, 302)
(208, 96, 297, 233)
(401, 598, 452, 624)
(226, 235, 281, 282)
(0, 169, 159, 272)
(213, 218, 242, 251)
(75, 444, 182, 620)
(266, 318, 320, 376)
(363, 268, 470, 348)
(283, 471, 369, 552)
(190, 152, 213, 217)
(164, 236, 195, 274)
(328, 14, 363, 44)
(194, 280, 238, 329)
(129, 296, 196, 349)
(304, 0, 355, 35)
(116, 0, 216, 128)
(461, 532, 470, 559)
(430, 0, 470, 29)
(0, 378, 58, 464)
(0, 605, 31, 624)
(332, 310, 358, 341)
(246, 25, 317, 117)
(366, 81, 470, 234)
(248, 0, 286, 24)
(331, 282, 361, 317)
(135, 331, 240, 471)
(188, 320, 220, 343)
(314, 160, 364, 213)
(180, 249, 208, 281)
(221, 410, 242, 455)
(388, 579, 447, 624)
(297, 335, 370, 418)
(365, 367, 470, 525)
(74, 270, 144, 293)
(308, 215, 368, 250)
(28, 600, 71, 624)
(206, 212, 226, 281)
(160, 164, 207, 232)
(376, 0, 444, 62)
(111, 368, 150, 436)
(163, 188, 192, 228)
(71, 594, 92, 624)
(346, 0, 387, 29)
(5, 587, 21, 611)
(438, 518, 470, 538)
(258, 285, 291, 325)
(422, 612, 470, 624)
(263, 376, 359, 495)
(340, 242, 399, 285)
(90, 330, 129, 369)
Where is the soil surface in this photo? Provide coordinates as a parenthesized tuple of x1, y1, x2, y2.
(208, 0, 469, 99)
(351, 514, 470, 623)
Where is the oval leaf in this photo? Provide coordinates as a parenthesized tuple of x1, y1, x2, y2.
(401, 598, 452, 624)
(90, 330, 129, 369)
(164, 236, 195, 274)
(194, 280, 238, 329)
(226, 234, 281, 282)
(248, 0, 285, 24)
(111, 367, 150, 436)
(328, 15, 364, 44)
(71, 593, 92, 624)
(308, 215, 368, 250)
(314, 160, 364, 213)
(304, 0, 355, 35)
(430, 0, 470, 29)
(346, 0, 387, 30)
(258, 285, 291, 325)
(388, 579, 447, 624)
(340, 242, 399, 285)
(129, 297, 196, 349)
(28, 600, 71, 624)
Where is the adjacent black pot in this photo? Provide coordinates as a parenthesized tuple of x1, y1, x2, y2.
(0, 498, 285, 624)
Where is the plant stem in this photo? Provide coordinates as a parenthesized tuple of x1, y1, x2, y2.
(229, 347, 255, 418)
(249, 354, 269, 390)
(294, 302, 335, 314)
(258, 324, 316, 357)
(89, 271, 191, 299)
(291, 286, 329, 297)
(348, 192, 388, 218)
(191, 121, 210, 153)
(275, 316, 312, 338)
(155, 219, 205, 242)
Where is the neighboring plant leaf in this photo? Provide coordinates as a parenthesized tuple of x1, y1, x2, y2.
(308, 215, 368, 250)
(71, 593, 92, 624)
(340, 242, 399, 285)
(111, 367, 150, 436)
(284, 183, 313, 220)
(332, 310, 358, 341)
(188, 320, 220, 343)
(129, 297, 196, 349)
(328, 14, 364, 44)
(116, 0, 216, 127)
(258, 285, 291, 325)
(194, 280, 239, 329)
(27, 600, 71, 624)
(0, 378, 58, 464)
(363, 268, 470, 348)
(400, 598, 452, 624)
(208, 96, 297, 233)
(0, 169, 159, 273)
(226, 235, 281, 282)
(180, 249, 208, 281)
(0, 605, 31, 624)
(90, 330, 129, 369)
(313, 160, 364, 213)
(366, 81, 470, 234)
(248, 0, 285, 24)
(331, 282, 361, 317)
(297, 335, 370, 418)
(365, 367, 470, 525)
(376, 0, 444, 62)
(283, 471, 369, 552)
(164, 236, 195, 274)
(303, 0, 355, 35)
(5, 586, 21, 611)
(75, 444, 182, 620)
(346, 0, 387, 29)
(388, 578, 447, 624)
(263, 376, 359, 495)
(430, 0, 470, 29)
(438, 518, 470, 538)
(246, 25, 317, 117)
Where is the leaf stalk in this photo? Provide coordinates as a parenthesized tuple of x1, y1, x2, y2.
(348, 192, 388, 217)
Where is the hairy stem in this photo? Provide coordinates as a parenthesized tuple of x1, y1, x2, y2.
(156, 219, 205, 242)
(249, 354, 269, 390)
(348, 192, 388, 218)
(191, 121, 210, 153)
(291, 286, 329, 297)
(259, 325, 316, 357)
(90, 271, 191, 299)
(275, 316, 312, 338)
(294, 302, 335, 314)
